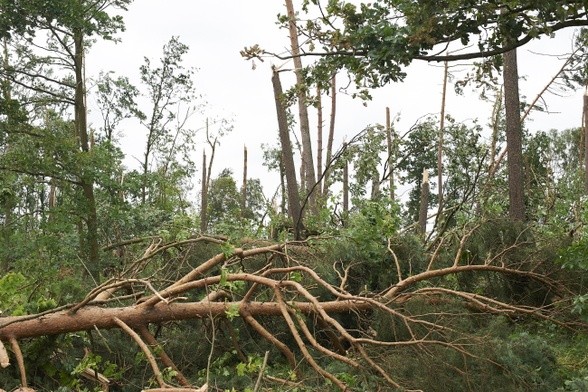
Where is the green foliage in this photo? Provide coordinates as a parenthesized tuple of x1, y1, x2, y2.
(284, 1, 588, 92)
(0, 272, 28, 315)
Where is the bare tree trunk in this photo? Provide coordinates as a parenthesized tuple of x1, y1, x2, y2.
(343, 157, 349, 216)
(418, 169, 430, 236)
(584, 91, 588, 193)
(241, 145, 248, 216)
(272, 67, 302, 239)
(385, 107, 395, 201)
(323, 75, 337, 196)
(437, 61, 448, 218)
(285, 0, 316, 211)
(200, 150, 208, 233)
(316, 86, 323, 200)
(503, 48, 525, 221)
(74, 28, 100, 279)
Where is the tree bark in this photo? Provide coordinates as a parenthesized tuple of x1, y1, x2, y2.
(285, 0, 316, 211)
(437, 61, 448, 217)
(272, 67, 302, 239)
(74, 28, 100, 279)
(316, 86, 323, 200)
(418, 169, 430, 235)
(386, 107, 395, 201)
(200, 150, 208, 233)
(241, 145, 248, 216)
(343, 157, 349, 215)
(323, 75, 337, 197)
(584, 92, 588, 193)
(503, 48, 525, 221)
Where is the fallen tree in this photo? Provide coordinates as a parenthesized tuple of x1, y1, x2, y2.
(0, 225, 584, 391)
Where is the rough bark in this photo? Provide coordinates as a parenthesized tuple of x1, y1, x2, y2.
(316, 86, 323, 200)
(272, 67, 302, 239)
(584, 92, 588, 193)
(503, 48, 525, 221)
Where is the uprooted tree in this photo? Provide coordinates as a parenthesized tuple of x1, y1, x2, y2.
(0, 220, 585, 391)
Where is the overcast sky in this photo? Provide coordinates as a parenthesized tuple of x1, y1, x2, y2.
(85, 1, 586, 199)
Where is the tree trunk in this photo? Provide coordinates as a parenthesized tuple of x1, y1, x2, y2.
(74, 28, 100, 279)
(316, 86, 323, 200)
(418, 169, 430, 236)
(285, 0, 316, 211)
(323, 75, 337, 197)
(272, 67, 302, 239)
(386, 107, 395, 201)
(584, 92, 588, 193)
(200, 150, 208, 233)
(503, 48, 525, 221)
(343, 157, 349, 216)
(437, 61, 448, 218)
(241, 145, 248, 216)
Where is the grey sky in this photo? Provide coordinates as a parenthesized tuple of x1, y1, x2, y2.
(86, 1, 585, 200)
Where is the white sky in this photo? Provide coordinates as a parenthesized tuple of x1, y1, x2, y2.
(85, 1, 586, 200)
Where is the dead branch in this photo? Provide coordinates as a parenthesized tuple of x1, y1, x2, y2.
(113, 318, 166, 388)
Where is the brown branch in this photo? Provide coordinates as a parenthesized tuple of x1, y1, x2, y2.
(137, 325, 191, 387)
(273, 287, 347, 391)
(241, 309, 300, 373)
(112, 318, 166, 388)
(10, 338, 27, 387)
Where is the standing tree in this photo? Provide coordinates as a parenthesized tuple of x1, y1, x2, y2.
(244, 0, 588, 222)
(0, 0, 132, 279)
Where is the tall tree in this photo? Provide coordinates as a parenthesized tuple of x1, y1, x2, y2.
(284, 0, 316, 211)
(137, 36, 197, 207)
(503, 47, 525, 220)
(272, 67, 302, 239)
(0, 0, 132, 279)
(244, 1, 588, 223)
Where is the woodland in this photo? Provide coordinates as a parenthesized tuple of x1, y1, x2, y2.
(2, 0, 588, 391)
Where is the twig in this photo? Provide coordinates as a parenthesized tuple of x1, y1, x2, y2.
(253, 351, 269, 392)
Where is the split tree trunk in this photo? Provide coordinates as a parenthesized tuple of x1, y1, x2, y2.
(272, 67, 302, 239)
(285, 0, 316, 211)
